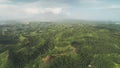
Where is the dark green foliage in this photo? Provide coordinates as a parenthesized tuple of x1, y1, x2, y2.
(0, 35, 18, 44)
(92, 55, 115, 68)
(0, 22, 120, 68)
(49, 56, 79, 68)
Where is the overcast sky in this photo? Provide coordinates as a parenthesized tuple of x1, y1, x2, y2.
(0, 0, 120, 21)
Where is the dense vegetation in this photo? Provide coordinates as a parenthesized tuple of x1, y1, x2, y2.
(0, 21, 120, 68)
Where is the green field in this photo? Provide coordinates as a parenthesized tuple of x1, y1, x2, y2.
(0, 21, 120, 68)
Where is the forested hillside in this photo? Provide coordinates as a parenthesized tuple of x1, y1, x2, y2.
(0, 22, 120, 68)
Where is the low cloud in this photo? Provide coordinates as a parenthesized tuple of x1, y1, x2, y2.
(1, 0, 119, 21)
(23, 8, 63, 15)
(45, 8, 63, 14)
(80, 0, 101, 3)
(23, 7, 63, 15)
(0, 0, 11, 3)
(23, 8, 40, 14)
(93, 5, 120, 9)
(0, 0, 65, 20)
(109, 5, 120, 9)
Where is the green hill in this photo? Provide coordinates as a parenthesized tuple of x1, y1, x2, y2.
(0, 22, 120, 68)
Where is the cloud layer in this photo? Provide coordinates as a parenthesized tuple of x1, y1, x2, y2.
(0, 0, 120, 21)
(0, 0, 67, 20)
